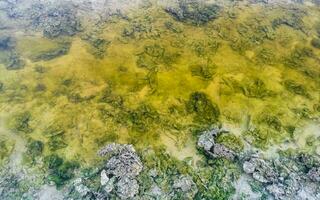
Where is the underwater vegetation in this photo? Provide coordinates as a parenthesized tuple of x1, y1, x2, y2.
(0, 0, 319, 199)
(165, 0, 221, 25)
(186, 92, 220, 125)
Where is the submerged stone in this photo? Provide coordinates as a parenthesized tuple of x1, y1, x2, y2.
(308, 167, 320, 182)
(186, 92, 220, 124)
(98, 143, 143, 199)
(28, 2, 81, 38)
(197, 128, 236, 160)
(173, 175, 198, 198)
(32, 44, 70, 61)
(165, 0, 221, 25)
(242, 153, 320, 200)
(0, 35, 15, 50)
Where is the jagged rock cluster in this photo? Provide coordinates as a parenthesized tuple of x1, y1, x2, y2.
(198, 127, 320, 199)
(0, 0, 81, 38)
(197, 128, 236, 160)
(242, 153, 320, 200)
(165, 0, 221, 25)
(98, 143, 143, 199)
(27, 3, 81, 38)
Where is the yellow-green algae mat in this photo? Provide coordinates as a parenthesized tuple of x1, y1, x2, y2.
(0, 0, 319, 199)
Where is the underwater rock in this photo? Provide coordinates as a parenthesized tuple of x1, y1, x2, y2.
(27, 140, 44, 157)
(186, 92, 220, 124)
(308, 167, 320, 182)
(100, 169, 109, 186)
(173, 175, 198, 198)
(28, 3, 81, 38)
(266, 184, 286, 200)
(173, 175, 197, 193)
(272, 12, 305, 33)
(242, 156, 279, 183)
(0, 35, 15, 50)
(242, 153, 320, 200)
(197, 128, 236, 160)
(165, 0, 221, 25)
(81, 34, 110, 59)
(5, 52, 25, 70)
(243, 161, 256, 174)
(73, 178, 90, 197)
(98, 143, 143, 199)
(32, 43, 71, 61)
(189, 62, 216, 80)
(148, 184, 163, 197)
(116, 177, 139, 199)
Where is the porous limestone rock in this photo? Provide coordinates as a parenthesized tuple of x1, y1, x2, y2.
(98, 143, 143, 199)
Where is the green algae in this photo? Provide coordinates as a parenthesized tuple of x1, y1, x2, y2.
(186, 92, 220, 125)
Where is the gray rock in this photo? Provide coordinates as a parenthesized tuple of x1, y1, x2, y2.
(99, 143, 143, 199)
(243, 157, 278, 183)
(104, 147, 143, 179)
(100, 170, 109, 186)
(266, 184, 286, 200)
(116, 177, 139, 199)
(197, 128, 236, 160)
(149, 184, 163, 197)
(104, 177, 115, 193)
(0, 35, 15, 50)
(148, 168, 158, 178)
(25, 2, 81, 38)
(173, 175, 198, 198)
(73, 178, 90, 197)
(241, 153, 320, 200)
(243, 161, 256, 174)
(197, 129, 218, 152)
(307, 167, 320, 182)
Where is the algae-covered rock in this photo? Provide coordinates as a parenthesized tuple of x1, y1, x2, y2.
(4, 51, 25, 70)
(31, 43, 70, 61)
(27, 140, 44, 157)
(81, 34, 111, 59)
(45, 156, 79, 187)
(311, 38, 320, 49)
(241, 78, 273, 99)
(9, 111, 33, 133)
(28, 2, 81, 38)
(0, 35, 15, 50)
(173, 175, 198, 199)
(186, 92, 220, 124)
(189, 62, 216, 80)
(165, 0, 221, 25)
(283, 79, 310, 98)
(242, 152, 320, 200)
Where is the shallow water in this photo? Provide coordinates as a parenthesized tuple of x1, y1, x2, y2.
(0, 0, 319, 199)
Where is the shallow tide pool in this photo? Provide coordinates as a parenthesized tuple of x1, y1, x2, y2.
(0, 0, 319, 199)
